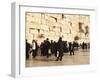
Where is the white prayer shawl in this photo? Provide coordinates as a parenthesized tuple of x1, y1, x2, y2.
(57, 51, 59, 57)
(32, 42, 36, 50)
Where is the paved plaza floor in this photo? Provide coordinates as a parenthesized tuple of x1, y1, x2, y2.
(26, 49, 89, 67)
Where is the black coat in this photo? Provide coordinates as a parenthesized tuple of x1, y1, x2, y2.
(57, 40, 64, 54)
(32, 42, 38, 51)
(26, 42, 30, 54)
(69, 43, 74, 51)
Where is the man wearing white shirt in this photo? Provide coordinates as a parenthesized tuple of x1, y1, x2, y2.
(32, 40, 38, 58)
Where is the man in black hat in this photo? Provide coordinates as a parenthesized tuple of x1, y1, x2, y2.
(26, 40, 30, 59)
(32, 40, 38, 58)
(45, 38, 51, 58)
(56, 37, 64, 61)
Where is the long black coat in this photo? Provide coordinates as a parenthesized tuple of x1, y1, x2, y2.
(57, 40, 64, 54)
(69, 42, 74, 51)
(26, 42, 30, 54)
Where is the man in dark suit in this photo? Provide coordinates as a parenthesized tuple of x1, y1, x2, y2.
(69, 42, 75, 56)
(32, 40, 38, 58)
(56, 37, 64, 61)
(26, 40, 30, 59)
(53, 41, 58, 57)
(45, 38, 51, 58)
(82, 42, 85, 51)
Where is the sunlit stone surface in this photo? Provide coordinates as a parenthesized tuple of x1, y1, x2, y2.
(25, 13, 90, 44)
(26, 49, 89, 67)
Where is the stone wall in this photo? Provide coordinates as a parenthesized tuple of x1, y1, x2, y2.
(25, 12, 90, 44)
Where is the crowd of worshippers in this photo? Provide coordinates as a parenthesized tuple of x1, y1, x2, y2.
(26, 37, 90, 61)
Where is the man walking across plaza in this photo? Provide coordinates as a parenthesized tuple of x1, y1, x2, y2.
(32, 40, 38, 58)
(56, 37, 64, 61)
